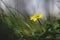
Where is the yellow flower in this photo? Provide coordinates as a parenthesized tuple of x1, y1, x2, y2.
(30, 14, 43, 22)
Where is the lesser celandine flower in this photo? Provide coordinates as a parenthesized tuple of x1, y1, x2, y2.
(30, 14, 43, 22)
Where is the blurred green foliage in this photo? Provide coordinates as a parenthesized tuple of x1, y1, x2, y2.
(0, 7, 60, 40)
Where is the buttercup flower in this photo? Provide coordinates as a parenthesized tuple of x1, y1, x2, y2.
(30, 14, 43, 22)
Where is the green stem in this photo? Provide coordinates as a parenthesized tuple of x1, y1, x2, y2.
(38, 19, 42, 25)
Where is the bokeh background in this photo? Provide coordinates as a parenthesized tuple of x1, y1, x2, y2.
(0, 0, 60, 40)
